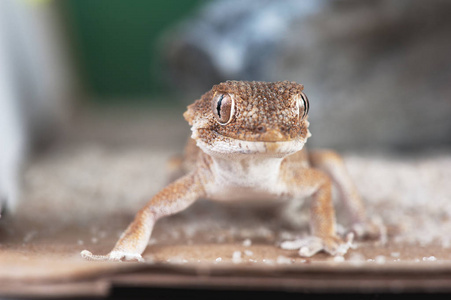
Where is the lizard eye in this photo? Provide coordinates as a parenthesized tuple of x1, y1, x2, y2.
(212, 92, 235, 125)
(298, 92, 309, 120)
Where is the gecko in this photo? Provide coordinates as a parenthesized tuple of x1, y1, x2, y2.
(81, 80, 380, 262)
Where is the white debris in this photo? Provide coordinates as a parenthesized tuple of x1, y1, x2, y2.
(276, 255, 292, 264)
(390, 252, 400, 258)
(91, 237, 98, 244)
(375, 255, 386, 264)
(244, 250, 253, 256)
(422, 256, 437, 262)
(77, 240, 84, 245)
(242, 239, 252, 247)
(263, 259, 275, 265)
(167, 256, 188, 264)
(333, 256, 345, 262)
(215, 257, 222, 262)
(232, 251, 242, 264)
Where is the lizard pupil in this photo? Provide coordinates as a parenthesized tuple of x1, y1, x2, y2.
(212, 92, 234, 125)
(300, 92, 309, 119)
(216, 94, 224, 118)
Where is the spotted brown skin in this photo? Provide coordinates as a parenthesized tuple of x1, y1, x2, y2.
(184, 81, 308, 143)
(81, 81, 380, 262)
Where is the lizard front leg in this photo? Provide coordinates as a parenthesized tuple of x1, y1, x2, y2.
(309, 150, 382, 239)
(280, 167, 351, 257)
(81, 170, 205, 262)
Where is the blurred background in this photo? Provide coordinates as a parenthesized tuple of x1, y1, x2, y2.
(1, 0, 451, 213)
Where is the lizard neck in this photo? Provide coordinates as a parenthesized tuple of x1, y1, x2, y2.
(209, 155, 284, 188)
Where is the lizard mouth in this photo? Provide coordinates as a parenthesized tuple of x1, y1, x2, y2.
(193, 129, 309, 156)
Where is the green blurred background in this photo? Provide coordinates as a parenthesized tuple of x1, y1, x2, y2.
(65, 0, 206, 102)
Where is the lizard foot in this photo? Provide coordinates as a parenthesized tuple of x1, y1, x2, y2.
(280, 233, 354, 257)
(80, 250, 144, 262)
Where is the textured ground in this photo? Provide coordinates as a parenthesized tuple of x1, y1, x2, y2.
(1, 108, 451, 297)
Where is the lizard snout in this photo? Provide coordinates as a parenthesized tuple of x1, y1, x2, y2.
(257, 128, 286, 142)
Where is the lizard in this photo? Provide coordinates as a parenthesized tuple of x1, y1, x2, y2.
(81, 80, 380, 262)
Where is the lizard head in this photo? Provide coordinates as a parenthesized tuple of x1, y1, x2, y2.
(183, 81, 311, 157)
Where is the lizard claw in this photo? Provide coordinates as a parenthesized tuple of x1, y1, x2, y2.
(80, 250, 144, 262)
(281, 233, 354, 257)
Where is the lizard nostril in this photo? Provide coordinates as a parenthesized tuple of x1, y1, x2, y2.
(256, 125, 266, 133)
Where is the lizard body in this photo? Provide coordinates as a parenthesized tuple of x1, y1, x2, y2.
(81, 81, 378, 262)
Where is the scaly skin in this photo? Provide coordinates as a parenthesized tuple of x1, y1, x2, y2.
(81, 81, 380, 261)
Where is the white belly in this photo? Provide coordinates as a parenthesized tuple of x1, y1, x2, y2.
(205, 155, 291, 205)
